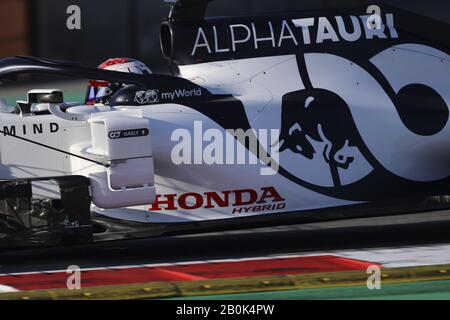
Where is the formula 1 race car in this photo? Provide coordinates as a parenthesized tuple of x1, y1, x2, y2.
(1, 0, 450, 248)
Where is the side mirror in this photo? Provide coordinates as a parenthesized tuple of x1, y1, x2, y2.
(15, 90, 65, 115)
(36, 92, 64, 104)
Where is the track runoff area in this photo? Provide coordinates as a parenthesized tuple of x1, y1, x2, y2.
(0, 84, 450, 300)
(0, 209, 450, 300)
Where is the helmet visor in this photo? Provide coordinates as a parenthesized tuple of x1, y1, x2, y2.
(85, 80, 112, 105)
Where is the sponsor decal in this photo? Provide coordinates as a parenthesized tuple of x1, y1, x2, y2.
(272, 44, 450, 189)
(2, 123, 59, 136)
(161, 88, 203, 100)
(134, 88, 203, 104)
(191, 13, 398, 55)
(134, 89, 159, 104)
(276, 89, 361, 188)
(108, 128, 149, 139)
(149, 186, 286, 214)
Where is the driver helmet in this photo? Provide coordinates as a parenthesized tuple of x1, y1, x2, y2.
(85, 58, 152, 105)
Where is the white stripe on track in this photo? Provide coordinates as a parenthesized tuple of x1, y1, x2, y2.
(0, 285, 18, 293)
(326, 244, 450, 268)
(1, 243, 449, 277)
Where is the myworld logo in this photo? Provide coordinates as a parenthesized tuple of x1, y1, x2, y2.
(171, 121, 280, 175)
(161, 88, 203, 100)
(134, 88, 203, 104)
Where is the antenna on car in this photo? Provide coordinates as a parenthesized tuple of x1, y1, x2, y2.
(163, 0, 213, 21)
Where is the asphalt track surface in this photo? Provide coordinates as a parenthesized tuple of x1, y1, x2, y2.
(1, 209, 450, 275)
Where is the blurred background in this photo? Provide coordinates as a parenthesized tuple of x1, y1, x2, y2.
(0, 0, 449, 73)
(0, 0, 448, 106)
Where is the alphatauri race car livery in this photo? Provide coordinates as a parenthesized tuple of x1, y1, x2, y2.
(1, 0, 450, 247)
